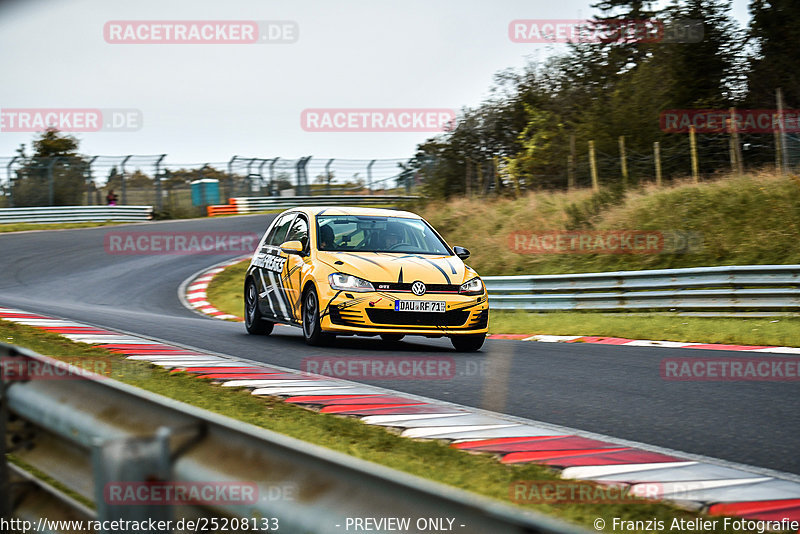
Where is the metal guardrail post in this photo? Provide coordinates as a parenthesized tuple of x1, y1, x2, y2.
(91, 428, 174, 532)
(0, 346, 12, 519)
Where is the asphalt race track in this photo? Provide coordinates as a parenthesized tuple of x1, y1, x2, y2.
(0, 215, 797, 476)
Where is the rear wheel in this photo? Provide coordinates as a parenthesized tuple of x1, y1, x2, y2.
(380, 334, 405, 343)
(302, 286, 330, 346)
(451, 334, 485, 352)
(244, 279, 274, 335)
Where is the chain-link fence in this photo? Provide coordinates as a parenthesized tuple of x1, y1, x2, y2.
(459, 130, 800, 195)
(0, 155, 416, 215)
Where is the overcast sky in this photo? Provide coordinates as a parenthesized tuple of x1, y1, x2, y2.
(0, 0, 750, 166)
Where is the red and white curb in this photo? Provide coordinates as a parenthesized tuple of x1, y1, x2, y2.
(2, 305, 800, 529)
(488, 334, 800, 354)
(178, 255, 250, 321)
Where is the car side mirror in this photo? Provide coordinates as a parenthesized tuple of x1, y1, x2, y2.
(453, 246, 470, 260)
(280, 240, 306, 256)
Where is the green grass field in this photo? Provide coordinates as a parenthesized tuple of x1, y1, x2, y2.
(416, 171, 800, 276)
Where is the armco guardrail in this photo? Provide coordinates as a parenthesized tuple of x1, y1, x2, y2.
(0, 343, 582, 534)
(484, 265, 800, 313)
(0, 205, 153, 224)
(208, 195, 419, 216)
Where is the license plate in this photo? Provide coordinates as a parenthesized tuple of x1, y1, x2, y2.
(394, 300, 446, 313)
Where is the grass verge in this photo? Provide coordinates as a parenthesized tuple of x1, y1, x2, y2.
(205, 260, 799, 347)
(0, 221, 127, 233)
(1, 318, 741, 531)
(417, 171, 800, 275)
(490, 311, 800, 347)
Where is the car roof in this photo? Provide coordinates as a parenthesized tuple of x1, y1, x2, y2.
(285, 206, 423, 219)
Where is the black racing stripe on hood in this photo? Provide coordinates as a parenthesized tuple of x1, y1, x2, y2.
(445, 258, 457, 274)
(401, 254, 451, 284)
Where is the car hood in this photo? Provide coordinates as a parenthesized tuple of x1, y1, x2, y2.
(316, 251, 471, 285)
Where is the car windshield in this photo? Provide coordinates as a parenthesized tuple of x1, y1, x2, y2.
(316, 215, 451, 255)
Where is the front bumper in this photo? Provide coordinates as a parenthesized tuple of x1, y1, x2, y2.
(320, 291, 489, 336)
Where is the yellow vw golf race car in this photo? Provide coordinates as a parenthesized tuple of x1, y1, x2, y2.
(244, 207, 489, 351)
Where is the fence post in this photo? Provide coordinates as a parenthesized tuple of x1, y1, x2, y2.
(120, 155, 131, 205)
(295, 156, 311, 196)
(774, 115, 783, 174)
(366, 160, 375, 195)
(269, 157, 279, 196)
(6, 156, 18, 207)
(154, 154, 165, 212)
(325, 158, 334, 195)
(588, 141, 599, 192)
(728, 107, 744, 176)
(777, 88, 790, 173)
(689, 126, 699, 184)
(87, 156, 98, 206)
(654, 141, 662, 187)
(619, 135, 628, 188)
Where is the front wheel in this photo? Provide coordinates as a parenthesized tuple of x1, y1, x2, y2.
(451, 334, 485, 352)
(244, 279, 274, 335)
(302, 286, 330, 346)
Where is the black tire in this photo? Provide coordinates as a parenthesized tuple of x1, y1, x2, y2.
(451, 334, 485, 352)
(380, 334, 405, 343)
(302, 286, 330, 346)
(244, 278, 274, 335)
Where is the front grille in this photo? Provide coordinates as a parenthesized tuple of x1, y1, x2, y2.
(366, 309, 469, 327)
(372, 282, 460, 293)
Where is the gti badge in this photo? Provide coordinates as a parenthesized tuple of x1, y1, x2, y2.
(411, 281, 426, 296)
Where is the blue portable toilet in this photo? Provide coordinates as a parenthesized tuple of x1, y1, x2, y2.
(191, 178, 221, 206)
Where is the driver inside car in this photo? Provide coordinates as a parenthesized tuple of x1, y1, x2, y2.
(381, 227, 402, 250)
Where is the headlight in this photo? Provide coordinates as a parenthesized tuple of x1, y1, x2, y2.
(328, 273, 375, 292)
(459, 277, 484, 295)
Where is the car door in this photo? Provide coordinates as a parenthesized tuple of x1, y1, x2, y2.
(253, 212, 295, 321)
(280, 213, 310, 322)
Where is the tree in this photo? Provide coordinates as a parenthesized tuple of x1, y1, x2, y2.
(746, 0, 800, 106)
(12, 129, 88, 206)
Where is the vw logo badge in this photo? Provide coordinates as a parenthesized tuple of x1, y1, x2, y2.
(411, 281, 426, 296)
